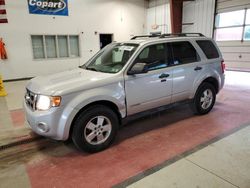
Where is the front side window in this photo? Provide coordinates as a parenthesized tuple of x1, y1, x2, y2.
(84, 43, 138, 73)
(134, 43, 169, 71)
(170, 41, 199, 65)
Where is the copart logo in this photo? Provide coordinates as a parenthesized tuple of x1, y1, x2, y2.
(29, 0, 66, 13)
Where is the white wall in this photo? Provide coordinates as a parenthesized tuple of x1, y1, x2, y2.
(182, 0, 216, 37)
(146, 0, 171, 34)
(0, 0, 146, 80)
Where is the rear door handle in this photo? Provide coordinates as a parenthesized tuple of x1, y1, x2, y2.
(159, 73, 170, 79)
(194, 66, 202, 71)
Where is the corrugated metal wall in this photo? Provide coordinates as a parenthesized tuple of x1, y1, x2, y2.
(146, 0, 171, 34)
(182, 0, 215, 37)
(216, 0, 250, 70)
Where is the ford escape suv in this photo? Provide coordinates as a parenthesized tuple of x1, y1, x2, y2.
(24, 33, 225, 152)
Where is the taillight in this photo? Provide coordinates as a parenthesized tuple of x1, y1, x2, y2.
(221, 60, 225, 74)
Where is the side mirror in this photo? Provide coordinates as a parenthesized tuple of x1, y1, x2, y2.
(127, 63, 148, 75)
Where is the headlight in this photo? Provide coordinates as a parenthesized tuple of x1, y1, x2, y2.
(36, 95, 61, 111)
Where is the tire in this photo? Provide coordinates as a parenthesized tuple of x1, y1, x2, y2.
(72, 105, 119, 153)
(191, 82, 216, 115)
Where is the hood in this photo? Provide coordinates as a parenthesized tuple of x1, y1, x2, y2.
(26, 68, 116, 96)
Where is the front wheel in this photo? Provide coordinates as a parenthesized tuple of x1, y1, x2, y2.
(72, 105, 119, 153)
(191, 83, 216, 115)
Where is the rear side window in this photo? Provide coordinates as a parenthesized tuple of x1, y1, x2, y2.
(196, 40, 219, 59)
(170, 41, 199, 65)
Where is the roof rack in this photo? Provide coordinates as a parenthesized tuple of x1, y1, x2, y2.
(131, 34, 161, 40)
(131, 33, 205, 40)
(159, 33, 204, 38)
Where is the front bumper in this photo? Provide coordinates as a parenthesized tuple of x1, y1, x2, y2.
(23, 100, 65, 140)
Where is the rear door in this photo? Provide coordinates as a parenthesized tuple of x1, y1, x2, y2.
(170, 41, 203, 102)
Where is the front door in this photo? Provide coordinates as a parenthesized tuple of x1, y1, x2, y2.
(125, 43, 173, 115)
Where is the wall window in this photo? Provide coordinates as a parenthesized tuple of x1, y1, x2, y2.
(31, 35, 45, 59)
(244, 26, 250, 40)
(244, 9, 250, 40)
(215, 9, 250, 41)
(31, 35, 80, 59)
(69, 36, 80, 57)
(58, 36, 69, 58)
(45, 36, 57, 58)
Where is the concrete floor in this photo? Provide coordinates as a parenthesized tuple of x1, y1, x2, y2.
(0, 71, 249, 188)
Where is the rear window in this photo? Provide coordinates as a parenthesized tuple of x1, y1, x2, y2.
(196, 40, 219, 59)
(171, 41, 199, 65)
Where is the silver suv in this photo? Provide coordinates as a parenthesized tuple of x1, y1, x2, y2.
(24, 33, 225, 152)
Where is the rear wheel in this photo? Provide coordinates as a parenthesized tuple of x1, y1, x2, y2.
(72, 105, 119, 153)
(191, 83, 216, 115)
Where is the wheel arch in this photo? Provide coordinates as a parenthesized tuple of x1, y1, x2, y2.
(68, 100, 122, 140)
(200, 77, 219, 94)
(191, 76, 219, 100)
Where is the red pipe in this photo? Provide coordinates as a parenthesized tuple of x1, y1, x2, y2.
(170, 0, 184, 33)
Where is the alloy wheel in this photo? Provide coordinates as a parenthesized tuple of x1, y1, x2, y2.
(84, 116, 112, 145)
(200, 89, 213, 110)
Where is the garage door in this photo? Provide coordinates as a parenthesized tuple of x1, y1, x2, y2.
(215, 0, 250, 71)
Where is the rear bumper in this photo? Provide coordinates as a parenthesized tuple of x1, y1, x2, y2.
(219, 73, 225, 92)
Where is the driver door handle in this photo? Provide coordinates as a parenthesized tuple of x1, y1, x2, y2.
(159, 73, 170, 79)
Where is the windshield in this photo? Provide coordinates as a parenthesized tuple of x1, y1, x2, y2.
(84, 43, 139, 73)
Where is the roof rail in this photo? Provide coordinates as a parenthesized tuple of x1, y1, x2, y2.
(159, 33, 205, 38)
(131, 33, 205, 40)
(131, 34, 161, 40)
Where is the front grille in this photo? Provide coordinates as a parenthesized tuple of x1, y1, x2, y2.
(25, 89, 38, 111)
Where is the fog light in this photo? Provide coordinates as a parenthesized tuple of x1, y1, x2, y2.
(37, 122, 49, 133)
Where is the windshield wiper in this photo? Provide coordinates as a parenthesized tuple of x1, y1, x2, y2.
(78, 64, 86, 69)
(86, 67, 99, 72)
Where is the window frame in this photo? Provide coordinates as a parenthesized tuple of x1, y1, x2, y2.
(30, 34, 80, 60)
(214, 8, 250, 42)
(127, 40, 200, 75)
